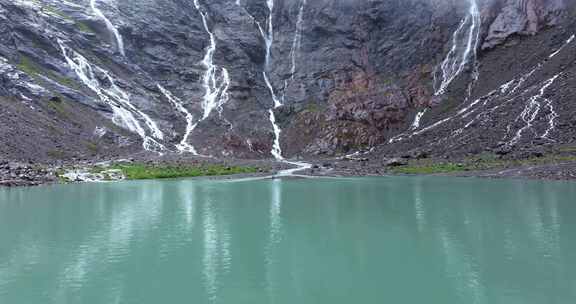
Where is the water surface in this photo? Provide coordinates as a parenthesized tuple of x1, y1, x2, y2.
(1, 176, 575, 303)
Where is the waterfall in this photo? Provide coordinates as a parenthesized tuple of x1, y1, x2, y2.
(390, 1, 481, 144)
(202, 199, 219, 303)
(89, 0, 125, 56)
(269, 109, 283, 160)
(237, 0, 285, 159)
(239, 0, 311, 168)
(434, 0, 481, 96)
(264, 0, 275, 66)
(541, 92, 559, 140)
(289, 0, 307, 78)
(390, 38, 567, 146)
(193, 0, 231, 121)
(257, 0, 285, 160)
(158, 85, 199, 154)
(456, 32, 574, 144)
(411, 109, 428, 130)
(507, 74, 560, 146)
(58, 40, 165, 152)
(548, 34, 575, 58)
(389, 3, 574, 145)
(263, 73, 282, 109)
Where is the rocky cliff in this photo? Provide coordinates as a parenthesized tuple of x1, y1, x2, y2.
(1, 0, 575, 163)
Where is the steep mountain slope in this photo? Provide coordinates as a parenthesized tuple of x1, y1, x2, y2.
(0, 0, 575, 163)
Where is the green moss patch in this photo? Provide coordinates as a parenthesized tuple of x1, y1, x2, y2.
(76, 22, 96, 34)
(109, 163, 260, 180)
(46, 99, 69, 118)
(18, 55, 78, 89)
(43, 5, 72, 21)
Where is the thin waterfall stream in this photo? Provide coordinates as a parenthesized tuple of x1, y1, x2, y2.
(89, 0, 125, 56)
(58, 40, 166, 152)
(258, 0, 311, 175)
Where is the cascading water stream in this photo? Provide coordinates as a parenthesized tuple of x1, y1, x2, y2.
(389, 0, 481, 144)
(256, 0, 284, 160)
(236, 0, 311, 175)
(279, 0, 307, 103)
(268, 109, 283, 160)
(434, 0, 481, 96)
(411, 109, 428, 130)
(389, 31, 574, 146)
(89, 0, 125, 56)
(276, 161, 312, 177)
(58, 40, 165, 152)
(193, 0, 231, 121)
(157, 85, 198, 154)
(548, 35, 575, 58)
(506, 74, 560, 146)
(289, 0, 306, 79)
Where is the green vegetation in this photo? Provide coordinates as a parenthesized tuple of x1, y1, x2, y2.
(17, 56, 43, 76)
(85, 142, 100, 154)
(107, 163, 260, 180)
(17, 55, 78, 89)
(76, 22, 96, 34)
(44, 123, 64, 136)
(389, 153, 576, 175)
(303, 102, 324, 113)
(558, 145, 576, 153)
(55, 169, 70, 183)
(381, 77, 394, 86)
(43, 5, 72, 21)
(46, 99, 69, 118)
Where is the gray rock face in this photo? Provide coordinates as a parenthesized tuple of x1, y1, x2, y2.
(0, 0, 575, 162)
(482, 0, 568, 49)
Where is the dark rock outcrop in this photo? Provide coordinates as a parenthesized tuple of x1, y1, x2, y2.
(482, 0, 569, 49)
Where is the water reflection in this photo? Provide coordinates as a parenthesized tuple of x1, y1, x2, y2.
(265, 179, 283, 304)
(178, 181, 197, 233)
(53, 182, 165, 302)
(202, 194, 218, 302)
(413, 179, 426, 232)
(0, 177, 575, 304)
(0, 236, 40, 291)
(200, 183, 233, 303)
(269, 179, 283, 245)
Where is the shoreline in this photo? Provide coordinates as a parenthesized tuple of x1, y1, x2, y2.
(2, 155, 576, 188)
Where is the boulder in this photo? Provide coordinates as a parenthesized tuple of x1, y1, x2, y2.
(384, 158, 408, 167)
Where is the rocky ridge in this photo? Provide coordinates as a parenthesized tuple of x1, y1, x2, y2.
(0, 0, 576, 179)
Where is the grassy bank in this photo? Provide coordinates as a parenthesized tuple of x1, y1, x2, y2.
(91, 163, 261, 180)
(389, 154, 576, 175)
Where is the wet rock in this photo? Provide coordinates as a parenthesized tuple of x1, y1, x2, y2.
(384, 158, 408, 167)
(0, 161, 56, 187)
(494, 145, 513, 156)
(412, 150, 430, 159)
(525, 147, 547, 158)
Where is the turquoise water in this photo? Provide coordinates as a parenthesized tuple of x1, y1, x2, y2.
(1, 176, 575, 303)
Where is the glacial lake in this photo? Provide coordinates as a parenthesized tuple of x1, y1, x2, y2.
(1, 176, 575, 304)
